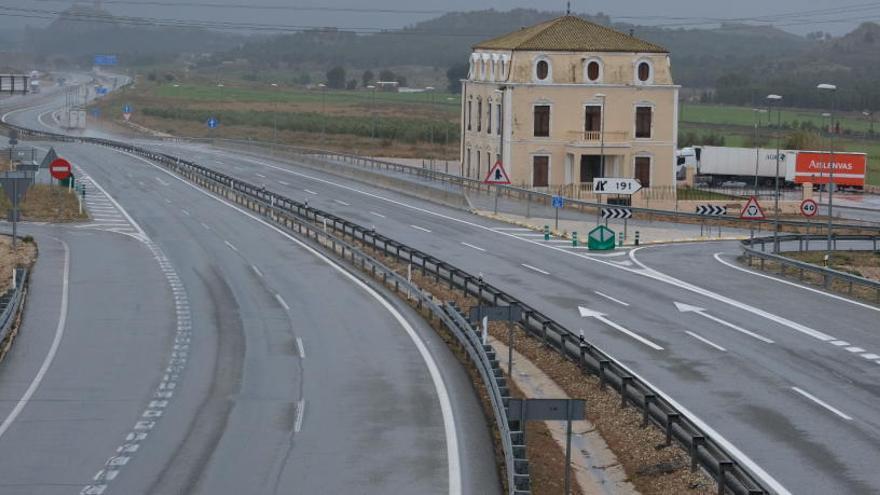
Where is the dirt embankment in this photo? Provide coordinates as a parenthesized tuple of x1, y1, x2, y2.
(0, 235, 36, 293)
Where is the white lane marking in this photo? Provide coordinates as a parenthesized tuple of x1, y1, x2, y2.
(251, 265, 264, 278)
(410, 225, 432, 233)
(296, 337, 305, 359)
(255, 173, 266, 178)
(631, 248, 834, 342)
(594, 291, 630, 306)
(845, 346, 866, 353)
(164, 198, 172, 204)
(294, 400, 305, 432)
(791, 387, 853, 421)
(0, 239, 69, 441)
(521, 263, 549, 275)
(215, 160, 224, 165)
(200, 222, 211, 230)
(685, 331, 727, 352)
(517, 234, 549, 238)
(278, 180, 290, 186)
(274, 293, 290, 311)
(224, 240, 238, 252)
(155, 177, 169, 186)
(674, 302, 774, 344)
(713, 252, 880, 313)
(461, 242, 486, 252)
(578, 306, 664, 351)
(370, 211, 386, 218)
(494, 227, 532, 231)
(333, 199, 349, 205)
(181, 209, 190, 216)
(831, 340, 850, 346)
(120, 149, 462, 494)
(861, 353, 880, 360)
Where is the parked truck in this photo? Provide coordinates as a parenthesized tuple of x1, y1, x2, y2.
(676, 145, 866, 190)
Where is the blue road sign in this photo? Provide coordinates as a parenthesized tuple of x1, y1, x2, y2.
(552, 195, 564, 208)
(207, 117, 219, 129)
(93, 55, 118, 66)
(91, 108, 101, 117)
(96, 86, 108, 95)
(123, 104, 132, 114)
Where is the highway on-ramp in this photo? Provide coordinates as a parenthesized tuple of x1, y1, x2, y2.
(0, 96, 499, 493)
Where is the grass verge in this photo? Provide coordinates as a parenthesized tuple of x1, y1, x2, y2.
(0, 184, 88, 222)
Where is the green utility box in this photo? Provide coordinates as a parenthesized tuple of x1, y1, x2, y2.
(588, 225, 616, 251)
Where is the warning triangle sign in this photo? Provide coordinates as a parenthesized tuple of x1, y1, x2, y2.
(483, 161, 511, 185)
(739, 196, 766, 220)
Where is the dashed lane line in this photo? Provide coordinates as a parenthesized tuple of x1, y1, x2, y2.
(791, 387, 853, 421)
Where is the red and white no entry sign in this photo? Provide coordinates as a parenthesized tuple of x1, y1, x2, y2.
(49, 158, 72, 180)
(800, 198, 818, 217)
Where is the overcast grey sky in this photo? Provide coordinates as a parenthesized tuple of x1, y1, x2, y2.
(6, 0, 874, 35)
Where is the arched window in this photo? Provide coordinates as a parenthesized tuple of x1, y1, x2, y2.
(637, 62, 651, 82)
(536, 60, 549, 80)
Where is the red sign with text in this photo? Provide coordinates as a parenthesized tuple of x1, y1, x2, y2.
(794, 152, 866, 187)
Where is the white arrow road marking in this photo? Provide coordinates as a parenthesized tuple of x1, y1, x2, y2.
(791, 387, 853, 421)
(579, 306, 663, 350)
(410, 225, 432, 233)
(674, 302, 774, 344)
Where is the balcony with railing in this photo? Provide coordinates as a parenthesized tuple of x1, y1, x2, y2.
(568, 130, 629, 143)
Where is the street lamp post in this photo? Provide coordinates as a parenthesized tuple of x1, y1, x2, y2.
(820, 112, 831, 206)
(367, 84, 377, 139)
(818, 83, 837, 256)
(595, 93, 606, 180)
(317, 82, 327, 143)
(425, 86, 436, 159)
(271, 83, 279, 149)
(766, 94, 783, 252)
(751, 108, 767, 243)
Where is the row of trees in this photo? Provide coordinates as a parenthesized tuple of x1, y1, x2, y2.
(325, 67, 407, 90)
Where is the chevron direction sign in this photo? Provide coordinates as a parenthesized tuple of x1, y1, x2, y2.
(601, 207, 633, 220)
(696, 205, 727, 216)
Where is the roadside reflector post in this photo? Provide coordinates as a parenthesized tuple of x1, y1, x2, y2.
(543, 225, 550, 241)
(635, 231, 640, 246)
(618, 232, 623, 247)
(572, 232, 578, 247)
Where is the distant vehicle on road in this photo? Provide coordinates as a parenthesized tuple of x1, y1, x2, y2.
(29, 80, 40, 93)
(677, 145, 866, 190)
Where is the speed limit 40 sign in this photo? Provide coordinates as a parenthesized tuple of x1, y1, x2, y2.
(800, 199, 818, 217)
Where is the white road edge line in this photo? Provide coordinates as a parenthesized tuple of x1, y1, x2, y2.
(115, 149, 462, 495)
(713, 252, 880, 313)
(791, 387, 853, 421)
(594, 291, 630, 306)
(410, 225, 432, 233)
(274, 293, 290, 311)
(684, 331, 727, 352)
(294, 399, 305, 432)
(296, 337, 305, 359)
(521, 263, 549, 275)
(461, 242, 486, 252)
(0, 239, 69, 441)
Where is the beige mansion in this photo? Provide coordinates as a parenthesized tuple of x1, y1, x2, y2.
(460, 15, 678, 195)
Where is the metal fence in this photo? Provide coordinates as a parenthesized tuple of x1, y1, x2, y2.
(0, 267, 29, 348)
(3, 120, 779, 494)
(200, 137, 880, 233)
(742, 234, 880, 301)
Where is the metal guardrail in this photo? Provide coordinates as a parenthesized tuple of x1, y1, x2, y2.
(0, 267, 29, 345)
(199, 137, 880, 234)
(742, 234, 880, 301)
(2, 119, 775, 494)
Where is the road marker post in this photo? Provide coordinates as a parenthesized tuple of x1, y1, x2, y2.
(635, 231, 640, 246)
(543, 225, 550, 241)
(572, 232, 578, 247)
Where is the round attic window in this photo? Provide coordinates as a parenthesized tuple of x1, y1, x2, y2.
(536, 60, 549, 80)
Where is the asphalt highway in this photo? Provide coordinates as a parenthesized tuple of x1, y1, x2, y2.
(0, 91, 499, 493)
(7, 81, 880, 494)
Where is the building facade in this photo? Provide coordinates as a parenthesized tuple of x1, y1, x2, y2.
(460, 16, 679, 197)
